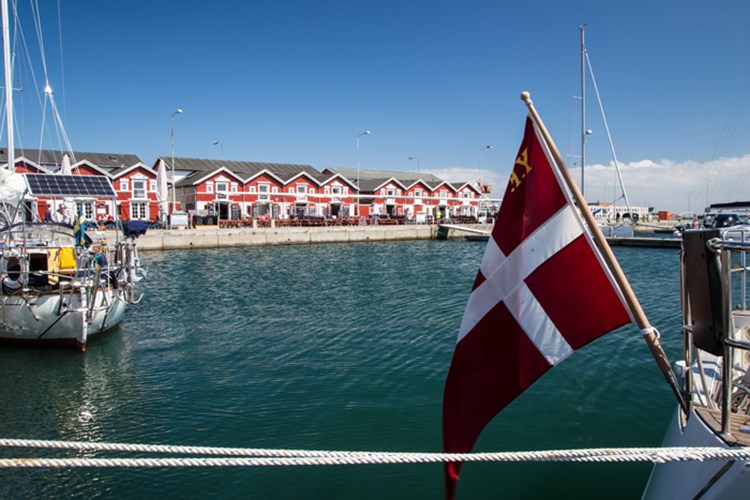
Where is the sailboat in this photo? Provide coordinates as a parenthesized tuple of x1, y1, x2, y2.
(640, 229, 750, 497)
(578, 26, 635, 238)
(0, 0, 145, 350)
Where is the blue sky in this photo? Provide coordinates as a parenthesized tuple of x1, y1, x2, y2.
(7, 0, 750, 212)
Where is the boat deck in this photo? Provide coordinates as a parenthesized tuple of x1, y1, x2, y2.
(696, 407, 750, 447)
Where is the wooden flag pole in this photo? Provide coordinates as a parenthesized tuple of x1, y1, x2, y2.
(521, 91, 687, 412)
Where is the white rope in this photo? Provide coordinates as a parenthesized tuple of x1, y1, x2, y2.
(1, 439, 750, 468)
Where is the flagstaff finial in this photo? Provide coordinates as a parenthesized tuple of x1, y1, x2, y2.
(520, 91, 532, 104)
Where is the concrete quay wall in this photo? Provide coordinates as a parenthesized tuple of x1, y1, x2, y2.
(106, 224, 447, 251)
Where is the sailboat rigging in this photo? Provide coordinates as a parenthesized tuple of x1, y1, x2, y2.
(578, 25, 634, 236)
(0, 0, 145, 350)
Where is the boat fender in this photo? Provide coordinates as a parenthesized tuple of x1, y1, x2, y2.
(0, 248, 24, 291)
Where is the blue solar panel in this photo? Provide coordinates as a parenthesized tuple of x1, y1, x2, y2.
(24, 174, 116, 197)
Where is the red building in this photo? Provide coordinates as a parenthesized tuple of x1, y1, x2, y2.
(1, 149, 149, 222)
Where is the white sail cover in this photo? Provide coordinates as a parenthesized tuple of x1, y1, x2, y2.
(155, 159, 168, 220)
(0, 168, 26, 209)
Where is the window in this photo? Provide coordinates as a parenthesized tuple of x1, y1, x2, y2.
(258, 183, 270, 200)
(132, 179, 147, 199)
(343, 187, 348, 194)
(249, 186, 256, 194)
(288, 188, 294, 194)
(149, 180, 156, 192)
(75, 201, 94, 220)
(130, 201, 147, 220)
(440, 190, 447, 198)
(415, 189, 422, 197)
(216, 181, 229, 192)
(310, 188, 315, 194)
(231, 183, 238, 192)
(120, 179, 128, 191)
(324, 187, 331, 195)
(386, 188, 395, 197)
(206, 182, 214, 193)
(332, 185, 342, 195)
(296, 185, 307, 194)
(271, 187, 278, 193)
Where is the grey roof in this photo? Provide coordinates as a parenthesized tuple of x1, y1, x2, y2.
(163, 157, 321, 187)
(357, 178, 391, 193)
(0, 148, 143, 170)
(326, 167, 443, 184)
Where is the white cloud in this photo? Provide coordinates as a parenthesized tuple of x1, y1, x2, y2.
(432, 154, 750, 214)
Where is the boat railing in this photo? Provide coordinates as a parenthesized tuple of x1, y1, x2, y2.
(682, 229, 750, 436)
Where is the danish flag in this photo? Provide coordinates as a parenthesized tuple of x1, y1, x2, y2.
(442, 116, 632, 498)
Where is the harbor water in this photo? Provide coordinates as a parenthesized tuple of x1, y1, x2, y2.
(0, 240, 682, 498)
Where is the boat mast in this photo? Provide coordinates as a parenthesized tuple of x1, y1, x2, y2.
(580, 24, 586, 198)
(1, 0, 13, 171)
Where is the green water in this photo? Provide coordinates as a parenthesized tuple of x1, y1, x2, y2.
(0, 240, 682, 498)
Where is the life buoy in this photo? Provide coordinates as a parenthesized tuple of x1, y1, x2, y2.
(1, 248, 24, 291)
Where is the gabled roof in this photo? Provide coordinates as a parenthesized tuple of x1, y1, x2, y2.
(159, 157, 320, 187)
(12, 156, 54, 174)
(451, 181, 482, 194)
(73, 159, 120, 177)
(356, 177, 408, 193)
(243, 168, 286, 185)
(184, 166, 245, 186)
(110, 162, 155, 178)
(0, 148, 143, 170)
(319, 172, 358, 190)
(325, 167, 444, 184)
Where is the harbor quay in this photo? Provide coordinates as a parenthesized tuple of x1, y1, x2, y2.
(95, 222, 679, 251)
(98, 223, 472, 251)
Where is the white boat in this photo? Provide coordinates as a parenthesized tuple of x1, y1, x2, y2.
(0, 1, 145, 350)
(642, 228, 750, 498)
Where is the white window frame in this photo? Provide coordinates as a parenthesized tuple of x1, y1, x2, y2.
(130, 201, 148, 220)
(132, 178, 147, 199)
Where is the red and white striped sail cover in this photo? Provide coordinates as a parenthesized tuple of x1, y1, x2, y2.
(442, 116, 632, 497)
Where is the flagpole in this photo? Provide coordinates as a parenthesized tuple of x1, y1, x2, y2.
(520, 91, 687, 412)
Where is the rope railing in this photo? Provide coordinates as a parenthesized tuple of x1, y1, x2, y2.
(1, 438, 750, 468)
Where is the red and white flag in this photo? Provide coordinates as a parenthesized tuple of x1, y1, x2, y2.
(442, 116, 632, 498)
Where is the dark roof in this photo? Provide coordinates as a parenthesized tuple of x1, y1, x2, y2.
(326, 167, 443, 184)
(0, 148, 143, 170)
(357, 178, 390, 193)
(162, 157, 321, 187)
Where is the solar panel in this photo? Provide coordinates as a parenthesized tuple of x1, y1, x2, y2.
(24, 174, 116, 198)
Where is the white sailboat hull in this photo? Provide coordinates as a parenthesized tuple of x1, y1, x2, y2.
(643, 408, 750, 499)
(0, 288, 128, 348)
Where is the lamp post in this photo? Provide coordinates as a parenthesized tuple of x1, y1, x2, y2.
(478, 144, 493, 218)
(408, 156, 420, 174)
(355, 130, 371, 217)
(478, 144, 493, 188)
(170, 108, 183, 225)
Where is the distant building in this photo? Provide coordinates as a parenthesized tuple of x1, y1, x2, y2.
(0, 148, 150, 222)
(587, 201, 650, 221)
(0, 149, 484, 224)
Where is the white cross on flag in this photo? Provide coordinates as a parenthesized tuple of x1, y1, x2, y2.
(442, 116, 632, 497)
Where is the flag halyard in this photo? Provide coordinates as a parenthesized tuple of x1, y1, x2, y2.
(442, 116, 631, 497)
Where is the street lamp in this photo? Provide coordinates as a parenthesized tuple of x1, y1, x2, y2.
(355, 130, 371, 217)
(213, 140, 223, 161)
(170, 108, 183, 223)
(478, 144, 493, 188)
(408, 156, 420, 174)
(477, 144, 493, 218)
